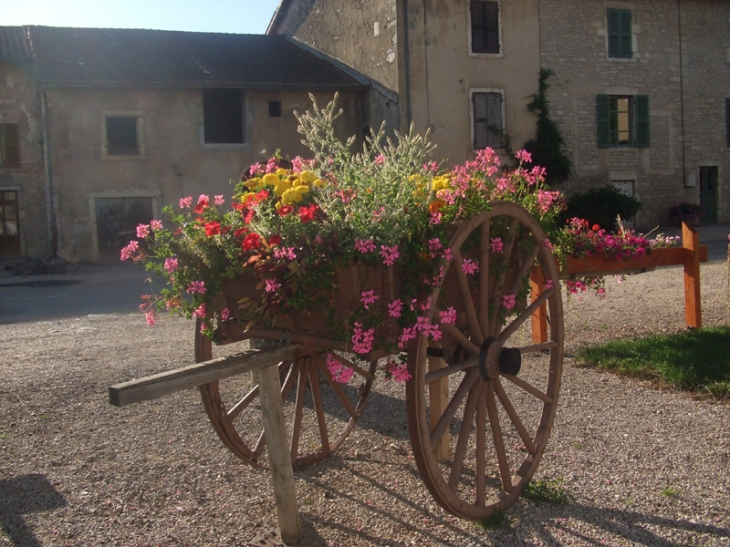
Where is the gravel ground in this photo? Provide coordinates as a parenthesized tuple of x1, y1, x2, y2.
(1, 260, 729, 546)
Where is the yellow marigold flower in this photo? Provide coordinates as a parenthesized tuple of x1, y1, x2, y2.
(313, 178, 328, 188)
(299, 170, 317, 184)
(241, 191, 257, 203)
(262, 173, 281, 187)
(275, 168, 290, 177)
(245, 177, 263, 190)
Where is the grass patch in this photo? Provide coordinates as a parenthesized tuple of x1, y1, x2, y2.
(523, 478, 569, 505)
(662, 486, 678, 497)
(477, 510, 512, 530)
(576, 326, 730, 398)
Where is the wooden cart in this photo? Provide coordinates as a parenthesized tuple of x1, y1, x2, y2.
(111, 203, 705, 541)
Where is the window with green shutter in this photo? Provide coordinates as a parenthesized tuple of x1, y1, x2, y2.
(596, 94, 649, 148)
(470, 1, 500, 54)
(607, 8, 632, 59)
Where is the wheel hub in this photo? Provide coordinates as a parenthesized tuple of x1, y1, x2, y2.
(478, 337, 522, 381)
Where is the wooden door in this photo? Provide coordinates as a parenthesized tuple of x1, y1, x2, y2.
(95, 197, 153, 260)
(699, 166, 718, 223)
(0, 191, 21, 256)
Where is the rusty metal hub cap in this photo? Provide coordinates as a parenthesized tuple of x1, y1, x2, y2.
(478, 337, 522, 381)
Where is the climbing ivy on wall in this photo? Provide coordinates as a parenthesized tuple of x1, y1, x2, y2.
(522, 68, 572, 186)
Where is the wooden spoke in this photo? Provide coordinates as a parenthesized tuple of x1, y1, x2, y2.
(280, 361, 298, 401)
(329, 352, 375, 381)
(290, 362, 309, 460)
(489, 217, 520, 335)
(485, 382, 512, 493)
(479, 218, 491, 331)
(493, 378, 537, 455)
(447, 381, 480, 490)
(453, 249, 484, 343)
(429, 369, 480, 449)
(226, 361, 291, 421)
(519, 341, 559, 354)
(475, 383, 487, 505)
(440, 322, 480, 355)
(499, 288, 555, 342)
(502, 374, 553, 404)
(507, 244, 542, 299)
(319, 361, 359, 419)
(425, 355, 478, 384)
(307, 361, 330, 454)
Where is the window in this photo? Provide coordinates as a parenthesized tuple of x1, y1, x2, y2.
(101, 112, 145, 159)
(472, 91, 503, 149)
(470, 1, 500, 55)
(269, 101, 282, 118)
(726, 99, 730, 147)
(597, 95, 649, 148)
(607, 9, 632, 59)
(0, 190, 20, 256)
(0, 123, 21, 168)
(106, 117, 139, 155)
(203, 89, 244, 144)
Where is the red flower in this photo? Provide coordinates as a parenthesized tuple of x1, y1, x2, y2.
(204, 221, 221, 237)
(244, 209, 255, 224)
(232, 202, 244, 211)
(269, 235, 281, 246)
(193, 195, 210, 214)
(277, 205, 294, 217)
(234, 227, 248, 239)
(592, 224, 600, 231)
(298, 204, 318, 223)
(242, 233, 262, 251)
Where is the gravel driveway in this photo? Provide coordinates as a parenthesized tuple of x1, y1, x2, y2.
(0, 259, 728, 546)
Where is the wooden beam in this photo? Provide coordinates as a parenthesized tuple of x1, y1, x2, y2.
(563, 245, 707, 277)
(109, 345, 308, 407)
(682, 222, 702, 329)
(255, 365, 303, 545)
(530, 268, 548, 344)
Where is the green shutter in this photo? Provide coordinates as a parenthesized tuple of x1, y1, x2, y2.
(635, 95, 649, 148)
(607, 9, 632, 58)
(726, 98, 730, 147)
(597, 95, 610, 148)
(1, 123, 21, 168)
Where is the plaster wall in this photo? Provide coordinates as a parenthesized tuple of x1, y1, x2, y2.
(0, 62, 48, 259)
(401, 0, 541, 166)
(45, 86, 363, 262)
(540, 0, 730, 227)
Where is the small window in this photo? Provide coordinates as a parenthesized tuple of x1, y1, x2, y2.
(269, 101, 282, 118)
(597, 94, 649, 148)
(0, 123, 21, 168)
(470, 1, 500, 54)
(204, 89, 244, 144)
(472, 91, 503, 149)
(106, 117, 139, 156)
(607, 8, 632, 59)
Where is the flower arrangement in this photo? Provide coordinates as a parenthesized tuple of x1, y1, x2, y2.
(121, 95, 676, 382)
(667, 201, 702, 227)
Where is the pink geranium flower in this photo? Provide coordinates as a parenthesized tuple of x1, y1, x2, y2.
(439, 307, 457, 325)
(388, 299, 403, 318)
(490, 237, 504, 253)
(326, 353, 354, 383)
(502, 293, 517, 310)
(379, 245, 400, 266)
(150, 220, 163, 231)
(360, 290, 378, 310)
(179, 196, 193, 209)
(214, 195, 225, 206)
(461, 258, 479, 275)
(354, 238, 376, 253)
(120, 240, 139, 261)
(187, 280, 206, 294)
(164, 257, 178, 273)
(265, 279, 281, 293)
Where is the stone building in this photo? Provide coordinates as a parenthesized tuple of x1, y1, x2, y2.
(0, 26, 369, 262)
(0, 27, 49, 260)
(268, 0, 730, 227)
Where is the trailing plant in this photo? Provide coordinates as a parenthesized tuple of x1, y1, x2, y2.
(521, 69, 572, 186)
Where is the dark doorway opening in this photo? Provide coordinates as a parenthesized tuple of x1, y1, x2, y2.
(699, 166, 718, 224)
(95, 197, 153, 260)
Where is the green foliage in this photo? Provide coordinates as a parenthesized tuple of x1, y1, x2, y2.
(477, 510, 513, 530)
(560, 185, 642, 231)
(661, 486, 678, 497)
(576, 326, 730, 398)
(523, 478, 569, 505)
(522, 69, 572, 186)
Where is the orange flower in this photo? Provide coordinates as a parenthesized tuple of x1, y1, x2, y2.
(429, 200, 445, 213)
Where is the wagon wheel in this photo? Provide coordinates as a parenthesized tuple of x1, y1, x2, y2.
(406, 201, 564, 520)
(196, 328, 377, 470)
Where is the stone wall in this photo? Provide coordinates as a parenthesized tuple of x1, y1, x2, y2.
(0, 62, 48, 259)
(540, 0, 730, 227)
(46, 87, 364, 262)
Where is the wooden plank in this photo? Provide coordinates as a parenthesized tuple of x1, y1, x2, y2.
(254, 364, 302, 546)
(529, 268, 548, 345)
(428, 353, 452, 463)
(683, 222, 702, 329)
(563, 245, 707, 277)
(109, 345, 307, 407)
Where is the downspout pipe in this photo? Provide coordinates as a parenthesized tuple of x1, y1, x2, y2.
(40, 88, 57, 258)
(402, 0, 412, 127)
(677, 0, 687, 190)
